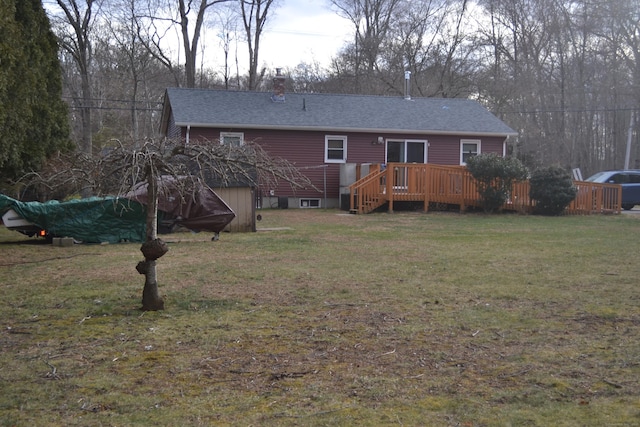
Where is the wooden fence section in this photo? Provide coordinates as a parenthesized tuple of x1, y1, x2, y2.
(349, 163, 621, 215)
(569, 181, 622, 214)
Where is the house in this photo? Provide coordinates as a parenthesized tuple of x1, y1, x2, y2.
(159, 71, 517, 217)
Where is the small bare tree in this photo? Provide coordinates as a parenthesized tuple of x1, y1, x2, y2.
(20, 137, 312, 311)
(239, 0, 278, 90)
(136, 0, 232, 88)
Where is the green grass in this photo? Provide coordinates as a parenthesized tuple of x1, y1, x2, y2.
(1, 209, 640, 426)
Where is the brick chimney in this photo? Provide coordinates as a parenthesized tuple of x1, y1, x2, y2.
(271, 68, 286, 102)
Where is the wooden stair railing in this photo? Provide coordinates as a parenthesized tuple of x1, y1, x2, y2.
(349, 167, 388, 214)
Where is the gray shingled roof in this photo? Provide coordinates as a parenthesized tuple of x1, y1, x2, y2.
(163, 88, 517, 137)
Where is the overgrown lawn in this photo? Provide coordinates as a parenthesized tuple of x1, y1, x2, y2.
(1, 210, 639, 426)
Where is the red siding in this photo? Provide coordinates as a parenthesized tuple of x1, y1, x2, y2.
(427, 135, 463, 164)
(480, 137, 506, 156)
(186, 127, 506, 198)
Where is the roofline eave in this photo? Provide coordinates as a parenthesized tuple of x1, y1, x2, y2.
(172, 122, 518, 138)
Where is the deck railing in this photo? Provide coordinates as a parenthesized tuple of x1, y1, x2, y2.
(349, 163, 621, 215)
(351, 166, 387, 214)
(568, 181, 622, 214)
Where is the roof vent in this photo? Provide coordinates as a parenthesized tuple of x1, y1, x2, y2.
(404, 70, 411, 100)
(271, 68, 286, 103)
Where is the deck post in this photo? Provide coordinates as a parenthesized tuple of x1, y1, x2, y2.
(423, 165, 429, 212)
(460, 171, 466, 212)
(387, 164, 394, 213)
(349, 186, 355, 212)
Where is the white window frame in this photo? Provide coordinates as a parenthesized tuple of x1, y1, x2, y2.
(386, 139, 428, 164)
(460, 139, 481, 165)
(299, 198, 321, 208)
(325, 135, 347, 163)
(220, 132, 244, 146)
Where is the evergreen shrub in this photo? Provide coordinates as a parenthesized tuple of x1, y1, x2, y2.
(466, 153, 529, 213)
(529, 166, 577, 215)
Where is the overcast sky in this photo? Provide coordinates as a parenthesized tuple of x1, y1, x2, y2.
(43, 0, 353, 74)
(252, 0, 353, 70)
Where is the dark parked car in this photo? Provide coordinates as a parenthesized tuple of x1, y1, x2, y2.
(585, 170, 640, 210)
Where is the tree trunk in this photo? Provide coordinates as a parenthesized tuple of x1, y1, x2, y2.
(241, 0, 275, 91)
(80, 68, 92, 158)
(140, 259, 164, 310)
(138, 172, 165, 311)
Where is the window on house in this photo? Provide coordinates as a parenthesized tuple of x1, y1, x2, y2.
(300, 198, 321, 208)
(460, 139, 480, 165)
(220, 132, 244, 146)
(325, 136, 347, 163)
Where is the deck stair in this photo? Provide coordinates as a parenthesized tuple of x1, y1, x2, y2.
(348, 167, 388, 214)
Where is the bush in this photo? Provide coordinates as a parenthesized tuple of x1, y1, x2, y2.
(466, 154, 529, 213)
(529, 166, 577, 215)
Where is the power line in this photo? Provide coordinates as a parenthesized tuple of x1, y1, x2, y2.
(499, 107, 639, 115)
(62, 96, 163, 105)
(61, 95, 163, 112)
(66, 105, 162, 112)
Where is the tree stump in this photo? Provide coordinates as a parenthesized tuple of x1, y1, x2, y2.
(137, 238, 168, 311)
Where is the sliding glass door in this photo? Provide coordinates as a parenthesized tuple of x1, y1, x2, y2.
(386, 140, 427, 189)
(386, 140, 427, 164)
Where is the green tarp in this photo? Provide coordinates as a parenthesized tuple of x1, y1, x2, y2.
(0, 194, 147, 243)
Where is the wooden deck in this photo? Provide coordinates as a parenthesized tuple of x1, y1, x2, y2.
(348, 163, 622, 215)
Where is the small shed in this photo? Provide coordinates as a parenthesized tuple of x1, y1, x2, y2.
(214, 185, 255, 232)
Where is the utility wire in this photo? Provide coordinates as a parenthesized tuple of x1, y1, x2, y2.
(66, 105, 162, 112)
(62, 96, 163, 104)
(498, 107, 640, 114)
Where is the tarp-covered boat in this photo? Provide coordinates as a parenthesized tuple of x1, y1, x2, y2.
(0, 178, 236, 243)
(0, 195, 147, 243)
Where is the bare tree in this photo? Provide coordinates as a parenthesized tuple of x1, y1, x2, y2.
(327, 0, 476, 98)
(21, 138, 313, 311)
(382, 0, 446, 95)
(213, 3, 240, 89)
(177, 0, 232, 88)
(330, 0, 402, 93)
(130, 0, 182, 86)
(473, 0, 639, 173)
(98, 0, 162, 142)
(289, 61, 327, 93)
(432, 0, 472, 97)
(136, 0, 231, 88)
(49, 0, 103, 157)
(239, 0, 278, 90)
(385, 0, 475, 98)
(595, 0, 640, 169)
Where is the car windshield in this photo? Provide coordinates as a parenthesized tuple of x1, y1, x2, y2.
(585, 171, 610, 182)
